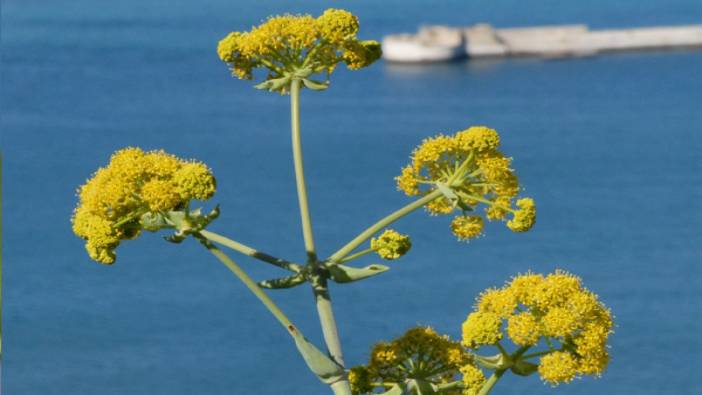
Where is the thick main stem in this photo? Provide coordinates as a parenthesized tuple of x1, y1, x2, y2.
(290, 78, 317, 263)
(327, 189, 443, 264)
(290, 79, 351, 395)
(477, 369, 506, 395)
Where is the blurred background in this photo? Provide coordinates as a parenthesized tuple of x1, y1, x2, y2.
(2, 1, 701, 394)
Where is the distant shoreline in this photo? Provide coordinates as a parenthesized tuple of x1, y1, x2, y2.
(382, 23, 702, 63)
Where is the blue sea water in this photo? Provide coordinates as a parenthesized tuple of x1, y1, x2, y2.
(2, 0, 702, 394)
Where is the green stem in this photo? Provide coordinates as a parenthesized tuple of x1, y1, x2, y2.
(447, 152, 474, 185)
(370, 382, 396, 388)
(193, 233, 294, 332)
(477, 369, 506, 395)
(434, 380, 464, 392)
(521, 349, 554, 360)
(512, 345, 531, 359)
(290, 78, 351, 395)
(311, 275, 348, 369)
(311, 273, 352, 395)
(496, 342, 509, 358)
(199, 229, 302, 273)
(337, 248, 374, 264)
(327, 189, 443, 264)
(290, 78, 318, 263)
(459, 193, 515, 214)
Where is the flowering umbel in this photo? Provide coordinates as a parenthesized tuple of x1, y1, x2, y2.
(72, 148, 218, 264)
(463, 270, 613, 385)
(396, 126, 536, 241)
(217, 8, 381, 93)
(350, 327, 482, 395)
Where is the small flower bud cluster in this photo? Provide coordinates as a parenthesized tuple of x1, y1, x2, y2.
(72, 148, 216, 264)
(216, 9, 380, 90)
(370, 229, 412, 260)
(395, 126, 536, 241)
(461, 270, 613, 385)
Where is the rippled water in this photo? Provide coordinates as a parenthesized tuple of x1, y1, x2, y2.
(2, 1, 702, 394)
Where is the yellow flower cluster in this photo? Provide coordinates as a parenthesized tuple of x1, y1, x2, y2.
(450, 216, 484, 241)
(462, 270, 613, 385)
(72, 148, 216, 264)
(461, 311, 503, 348)
(351, 327, 477, 394)
(217, 9, 380, 89)
(460, 364, 487, 395)
(370, 229, 412, 260)
(395, 126, 536, 241)
(348, 366, 373, 395)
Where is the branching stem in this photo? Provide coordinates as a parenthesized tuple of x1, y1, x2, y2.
(290, 78, 351, 395)
(200, 230, 302, 272)
(327, 189, 443, 264)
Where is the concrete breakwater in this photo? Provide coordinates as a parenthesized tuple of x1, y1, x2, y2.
(382, 24, 702, 63)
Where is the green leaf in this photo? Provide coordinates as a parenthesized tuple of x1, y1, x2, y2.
(141, 206, 219, 242)
(254, 77, 292, 92)
(511, 360, 538, 376)
(140, 212, 168, 232)
(258, 274, 306, 289)
(290, 330, 345, 385)
(328, 263, 390, 284)
(254, 80, 275, 90)
(474, 353, 510, 370)
(163, 210, 187, 228)
(379, 383, 409, 395)
(302, 78, 329, 91)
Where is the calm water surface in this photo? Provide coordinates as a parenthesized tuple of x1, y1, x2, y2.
(2, 1, 701, 394)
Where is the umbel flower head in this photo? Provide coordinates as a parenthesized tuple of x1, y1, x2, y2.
(72, 148, 218, 264)
(350, 326, 481, 395)
(370, 229, 412, 260)
(396, 126, 536, 241)
(217, 8, 381, 93)
(462, 270, 614, 386)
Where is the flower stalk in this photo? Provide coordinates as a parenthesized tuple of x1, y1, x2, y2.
(290, 77, 351, 395)
(199, 229, 303, 272)
(327, 189, 443, 264)
(193, 233, 295, 332)
(477, 369, 506, 395)
(290, 78, 318, 263)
